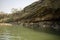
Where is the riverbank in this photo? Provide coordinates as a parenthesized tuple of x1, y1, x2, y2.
(0, 23, 12, 26)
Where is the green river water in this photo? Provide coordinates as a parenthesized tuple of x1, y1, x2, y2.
(0, 25, 60, 40)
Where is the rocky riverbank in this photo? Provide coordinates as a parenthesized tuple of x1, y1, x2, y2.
(0, 23, 12, 26)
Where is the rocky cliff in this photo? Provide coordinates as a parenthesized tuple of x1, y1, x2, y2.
(20, 0, 60, 21)
(20, 0, 60, 32)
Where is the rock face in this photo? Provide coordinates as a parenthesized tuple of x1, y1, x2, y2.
(21, 0, 60, 21)
(21, 0, 60, 32)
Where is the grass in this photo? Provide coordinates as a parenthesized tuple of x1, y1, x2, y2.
(0, 25, 60, 40)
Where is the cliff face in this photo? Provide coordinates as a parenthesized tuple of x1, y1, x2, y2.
(24, 0, 60, 12)
(19, 0, 59, 22)
(19, 0, 60, 32)
(39, 0, 60, 8)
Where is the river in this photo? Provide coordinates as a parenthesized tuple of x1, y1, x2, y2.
(0, 25, 60, 40)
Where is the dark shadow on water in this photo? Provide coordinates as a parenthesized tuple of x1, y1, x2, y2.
(24, 26, 60, 36)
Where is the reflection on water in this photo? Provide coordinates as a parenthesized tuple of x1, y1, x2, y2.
(0, 33, 21, 40)
(0, 25, 60, 40)
(0, 26, 21, 40)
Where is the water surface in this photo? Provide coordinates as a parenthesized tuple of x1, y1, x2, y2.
(0, 25, 60, 40)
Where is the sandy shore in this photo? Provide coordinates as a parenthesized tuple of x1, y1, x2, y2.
(0, 23, 12, 26)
